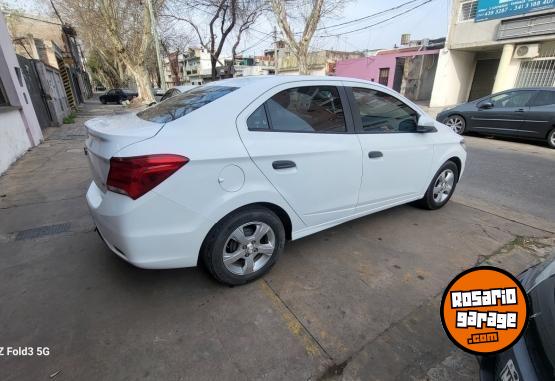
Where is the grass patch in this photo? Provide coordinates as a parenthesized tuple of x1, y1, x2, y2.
(63, 113, 76, 124)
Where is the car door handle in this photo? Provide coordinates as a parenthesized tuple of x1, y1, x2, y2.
(368, 151, 383, 159)
(515, 108, 525, 112)
(272, 160, 296, 170)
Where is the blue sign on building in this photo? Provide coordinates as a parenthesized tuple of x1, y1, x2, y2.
(475, 0, 555, 22)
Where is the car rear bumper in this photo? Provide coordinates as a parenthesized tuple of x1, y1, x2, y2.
(86, 181, 207, 269)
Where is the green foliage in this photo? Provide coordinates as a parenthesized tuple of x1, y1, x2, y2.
(63, 113, 76, 124)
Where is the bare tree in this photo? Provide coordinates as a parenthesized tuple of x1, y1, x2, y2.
(163, 0, 266, 80)
(269, 0, 346, 75)
(55, 0, 158, 103)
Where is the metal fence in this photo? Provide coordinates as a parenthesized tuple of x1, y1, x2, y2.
(515, 48, 555, 88)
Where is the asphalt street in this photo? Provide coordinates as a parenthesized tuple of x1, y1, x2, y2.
(457, 135, 555, 223)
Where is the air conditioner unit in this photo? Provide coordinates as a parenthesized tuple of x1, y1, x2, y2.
(514, 44, 540, 59)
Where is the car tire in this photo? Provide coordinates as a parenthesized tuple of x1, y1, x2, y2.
(547, 129, 555, 149)
(416, 161, 459, 210)
(201, 206, 285, 286)
(101, 99, 106, 105)
(443, 114, 466, 135)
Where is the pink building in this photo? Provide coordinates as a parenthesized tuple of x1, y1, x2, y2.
(336, 39, 444, 102)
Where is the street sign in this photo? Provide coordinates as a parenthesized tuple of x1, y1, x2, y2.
(476, 0, 555, 22)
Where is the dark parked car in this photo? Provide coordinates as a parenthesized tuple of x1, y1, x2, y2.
(480, 256, 555, 381)
(437, 88, 555, 148)
(99, 88, 138, 104)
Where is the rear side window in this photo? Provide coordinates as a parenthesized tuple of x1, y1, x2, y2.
(247, 105, 270, 130)
(530, 90, 555, 106)
(352, 87, 418, 133)
(248, 86, 346, 133)
(138, 86, 237, 123)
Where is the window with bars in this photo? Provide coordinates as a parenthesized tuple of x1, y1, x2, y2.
(515, 59, 555, 88)
(458, 1, 477, 22)
(0, 78, 8, 106)
(378, 68, 390, 86)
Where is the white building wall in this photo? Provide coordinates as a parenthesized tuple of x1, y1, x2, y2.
(0, 109, 32, 173)
(430, 49, 476, 107)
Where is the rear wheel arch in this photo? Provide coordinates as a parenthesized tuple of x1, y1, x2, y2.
(201, 202, 293, 252)
(199, 203, 290, 285)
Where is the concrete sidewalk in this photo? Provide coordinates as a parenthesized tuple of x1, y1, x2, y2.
(0, 99, 553, 381)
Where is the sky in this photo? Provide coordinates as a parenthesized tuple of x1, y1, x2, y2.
(2, 0, 452, 56)
(238, 0, 452, 55)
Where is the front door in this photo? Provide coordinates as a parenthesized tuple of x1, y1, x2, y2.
(236, 82, 363, 227)
(345, 84, 434, 212)
(468, 59, 499, 101)
(471, 90, 535, 136)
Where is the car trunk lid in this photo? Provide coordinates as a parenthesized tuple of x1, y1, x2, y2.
(85, 112, 164, 191)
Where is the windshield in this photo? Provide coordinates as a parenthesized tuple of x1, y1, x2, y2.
(137, 86, 237, 123)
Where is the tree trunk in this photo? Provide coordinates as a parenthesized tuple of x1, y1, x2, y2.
(211, 56, 218, 80)
(127, 64, 155, 103)
(297, 49, 309, 75)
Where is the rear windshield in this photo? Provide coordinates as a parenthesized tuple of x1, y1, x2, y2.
(138, 86, 238, 123)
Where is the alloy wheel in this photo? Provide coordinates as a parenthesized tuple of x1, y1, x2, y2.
(444, 116, 465, 134)
(433, 169, 455, 204)
(223, 222, 276, 276)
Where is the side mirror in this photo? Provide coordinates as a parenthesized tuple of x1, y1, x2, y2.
(416, 115, 437, 133)
(478, 101, 494, 110)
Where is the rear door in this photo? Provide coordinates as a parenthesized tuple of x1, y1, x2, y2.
(471, 90, 535, 136)
(345, 83, 434, 212)
(236, 81, 363, 227)
(523, 90, 555, 139)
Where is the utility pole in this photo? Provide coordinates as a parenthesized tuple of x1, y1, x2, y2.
(146, 0, 166, 91)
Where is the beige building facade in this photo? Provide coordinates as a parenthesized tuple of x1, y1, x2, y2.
(431, 0, 555, 107)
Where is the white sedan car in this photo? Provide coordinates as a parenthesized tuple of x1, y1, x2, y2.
(85, 76, 466, 285)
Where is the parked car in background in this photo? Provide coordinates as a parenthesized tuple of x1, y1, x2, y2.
(480, 255, 555, 381)
(95, 85, 106, 92)
(437, 88, 555, 148)
(159, 85, 198, 102)
(99, 88, 138, 104)
(85, 76, 466, 285)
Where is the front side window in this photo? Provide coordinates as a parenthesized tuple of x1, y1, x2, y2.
(253, 86, 346, 133)
(138, 86, 237, 123)
(490, 91, 535, 108)
(352, 87, 418, 133)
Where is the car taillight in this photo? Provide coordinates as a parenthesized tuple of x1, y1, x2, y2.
(107, 154, 189, 199)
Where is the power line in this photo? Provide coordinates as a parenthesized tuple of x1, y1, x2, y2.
(297, 0, 423, 35)
(316, 0, 434, 38)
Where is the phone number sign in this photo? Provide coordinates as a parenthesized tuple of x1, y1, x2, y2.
(476, 0, 555, 22)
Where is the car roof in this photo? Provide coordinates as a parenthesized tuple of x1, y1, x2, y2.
(203, 75, 385, 91)
(499, 87, 555, 92)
